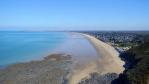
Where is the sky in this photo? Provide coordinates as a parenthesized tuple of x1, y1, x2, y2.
(0, 0, 149, 31)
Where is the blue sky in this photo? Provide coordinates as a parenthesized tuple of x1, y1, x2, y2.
(0, 0, 149, 31)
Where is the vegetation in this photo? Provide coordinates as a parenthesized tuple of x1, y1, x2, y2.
(126, 42, 149, 84)
(114, 41, 149, 84)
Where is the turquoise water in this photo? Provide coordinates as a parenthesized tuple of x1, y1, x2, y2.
(0, 31, 69, 66)
(0, 31, 99, 67)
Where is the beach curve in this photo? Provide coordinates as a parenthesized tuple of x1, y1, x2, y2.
(69, 33, 125, 84)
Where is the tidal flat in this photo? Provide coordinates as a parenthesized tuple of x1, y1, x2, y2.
(0, 54, 72, 84)
(0, 32, 125, 84)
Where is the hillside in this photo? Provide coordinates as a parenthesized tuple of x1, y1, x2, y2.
(114, 41, 149, 84)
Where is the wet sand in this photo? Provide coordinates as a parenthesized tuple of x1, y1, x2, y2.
(69, 33, 125, 84)
(0, 32, 125, 84)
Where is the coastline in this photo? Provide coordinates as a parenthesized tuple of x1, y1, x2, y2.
(83, 33, 125, 74)
(0, 32, 125, 84)
(69, 33, 125, 84)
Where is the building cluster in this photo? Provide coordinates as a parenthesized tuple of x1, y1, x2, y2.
(81, 31, 144, 52)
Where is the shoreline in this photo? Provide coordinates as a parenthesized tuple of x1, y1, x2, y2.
(69, 33, 125, 84)
(83, 33, 125, 74)
(0, 32, 125, 84)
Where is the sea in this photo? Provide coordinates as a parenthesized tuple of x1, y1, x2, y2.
(0, 31, 98, 67)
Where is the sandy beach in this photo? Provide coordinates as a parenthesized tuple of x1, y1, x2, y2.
(69, 33, 125, 84)
(0, 32, 125, 84)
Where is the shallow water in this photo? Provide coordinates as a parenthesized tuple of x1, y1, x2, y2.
(0, 31, 99, 67)
(52, 32, 99, 64)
